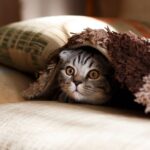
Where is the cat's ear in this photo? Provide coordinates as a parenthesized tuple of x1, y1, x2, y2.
(59, 50, 73, 61)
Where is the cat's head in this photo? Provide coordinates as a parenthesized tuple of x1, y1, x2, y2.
(58, 48, 113, 104)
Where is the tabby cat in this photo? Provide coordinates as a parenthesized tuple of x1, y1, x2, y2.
(57, 47, 113, 104)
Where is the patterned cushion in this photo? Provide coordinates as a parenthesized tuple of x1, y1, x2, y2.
(0, 16, 149, 73)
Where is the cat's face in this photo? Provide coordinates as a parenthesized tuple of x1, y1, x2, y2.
(58, 49, 112, 104)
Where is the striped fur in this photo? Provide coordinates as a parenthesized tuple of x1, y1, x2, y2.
(58, 48, 112, 104)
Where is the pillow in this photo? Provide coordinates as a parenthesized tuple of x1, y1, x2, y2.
(0, 15, 149, 73)
(0, 16, 115, 72)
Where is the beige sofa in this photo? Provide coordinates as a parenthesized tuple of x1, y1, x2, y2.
(0, 16, 149, 150)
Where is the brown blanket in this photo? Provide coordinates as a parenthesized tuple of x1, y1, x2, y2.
(23, 28, 150, 113)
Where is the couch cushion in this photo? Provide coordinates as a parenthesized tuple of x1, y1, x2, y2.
(0, 101, 149, 150)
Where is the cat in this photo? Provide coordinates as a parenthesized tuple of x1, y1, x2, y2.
(57, 47, 113, 104)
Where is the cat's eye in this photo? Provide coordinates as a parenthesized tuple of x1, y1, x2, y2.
(87, 70, 100, 80)
(65, 66, 75, 76)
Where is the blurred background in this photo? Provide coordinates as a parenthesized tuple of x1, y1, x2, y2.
(0, 0, 150, 26)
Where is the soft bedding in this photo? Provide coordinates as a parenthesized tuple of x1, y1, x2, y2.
(0, 15, 149, 150)
(0, 101, 150, 150)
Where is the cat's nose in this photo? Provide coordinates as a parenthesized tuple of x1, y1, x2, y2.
(74, 80, 82, 86)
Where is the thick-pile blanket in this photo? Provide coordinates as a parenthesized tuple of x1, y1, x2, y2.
(23, 28, 150, 113)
